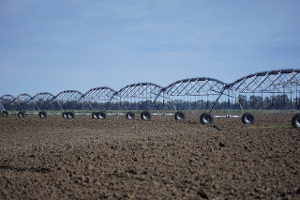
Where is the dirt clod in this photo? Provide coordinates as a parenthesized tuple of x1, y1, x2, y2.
(219, 142, 225, 147)
(197, 189, 208, 199)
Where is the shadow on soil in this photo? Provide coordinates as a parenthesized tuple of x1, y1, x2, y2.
(0, 165, 50, 173)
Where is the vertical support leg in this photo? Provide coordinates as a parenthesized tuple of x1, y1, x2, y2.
(208, 87, 226, 114)
(56, 100, 64, 111)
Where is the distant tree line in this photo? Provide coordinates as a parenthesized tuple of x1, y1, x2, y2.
(2, 94, 299, 111)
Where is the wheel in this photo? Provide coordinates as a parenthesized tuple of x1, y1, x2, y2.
(62, 112, 68, 118)
(292, 113, 300, 128)
(98, 112, 106, 119)
(242, 113, 254, 124)
(39, 111, 47, 119)
(141, 111, 151, 120)
(92, 112, 98, 119)
(67, 112, 75, 119)
(126, 112, 135, 119)
(200, 113, 213, 124)
(2, 111, 8, 117)
(18, 111, 25, 118)
(175, 112, 185, 120)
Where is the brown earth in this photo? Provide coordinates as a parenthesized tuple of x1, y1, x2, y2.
(0, 113, 299, 199)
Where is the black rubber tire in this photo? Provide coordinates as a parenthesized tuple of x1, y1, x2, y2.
(292, 113, 300, 128)
(242, 113, 254, 124)
(98, 112, 106, 119)
(2, 111, 8, 118)
(18, 111, 25, 118)
(200, 112, 213, 124)
(126, 112, 135, 119)
(67, 112, 75, 119)
(92, 112, 98, 119)
(175, 112, 185, 120)
(39, 111, 47, 119)
(141, 111, 151, 120)
(62, 112, 68, 118)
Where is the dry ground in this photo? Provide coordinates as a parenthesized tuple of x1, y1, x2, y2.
(0, 113, 300, 199)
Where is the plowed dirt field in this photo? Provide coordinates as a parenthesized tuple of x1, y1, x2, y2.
(0, 114, 300, 199)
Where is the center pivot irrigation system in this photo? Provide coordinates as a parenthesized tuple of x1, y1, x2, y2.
(1, 69, 300, 128)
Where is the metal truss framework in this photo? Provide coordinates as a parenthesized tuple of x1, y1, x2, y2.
(30, 92, 55, 102)
(84, 87, 116, 102)
(1, 69, 299, 113)
(160, 77, 227, 111)
(163, 77, 226, 97)
(28, 92, 55, 111)
(0, 94, 15, 105)
(51, 90, 84, 110)
(112, 82, 163, 110)
(220, 69, 300, 110)
(0, 94, 15, 111)
(82, 87, 116, 110)
(12, 93, 32, 104)
(227, 69, 300, 94)
(11, 93, 32, 111)
(52, 90, 84, 102)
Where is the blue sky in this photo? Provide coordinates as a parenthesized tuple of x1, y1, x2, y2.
(1, 0, 300, 96)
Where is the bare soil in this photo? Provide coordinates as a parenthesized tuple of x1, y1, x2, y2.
(0, 113, 300, 199)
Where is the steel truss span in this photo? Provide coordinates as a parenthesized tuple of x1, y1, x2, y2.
(83, 87, 116, 102)
(223, 69, 300, 110)
(52, 90, 84, 102)
(163, 77, 226, 96)
(29, 92, 55, 109)
(0, 95, 15, 116)
(0, 94, 15, 107)
(11, 93, 32, 111)
(227, 69, 300, 93)
(51, 90, 84, 111)
(1, 68, 299, 127)
(30, 92, 55, 102)
(206, 69, 300, 125)
(160, 77, 226, 120)
(112, 82, 163, 109)
(110, 82, 163, 120)
(83, 87, 116, 111)
(12, 93, 32, 103)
